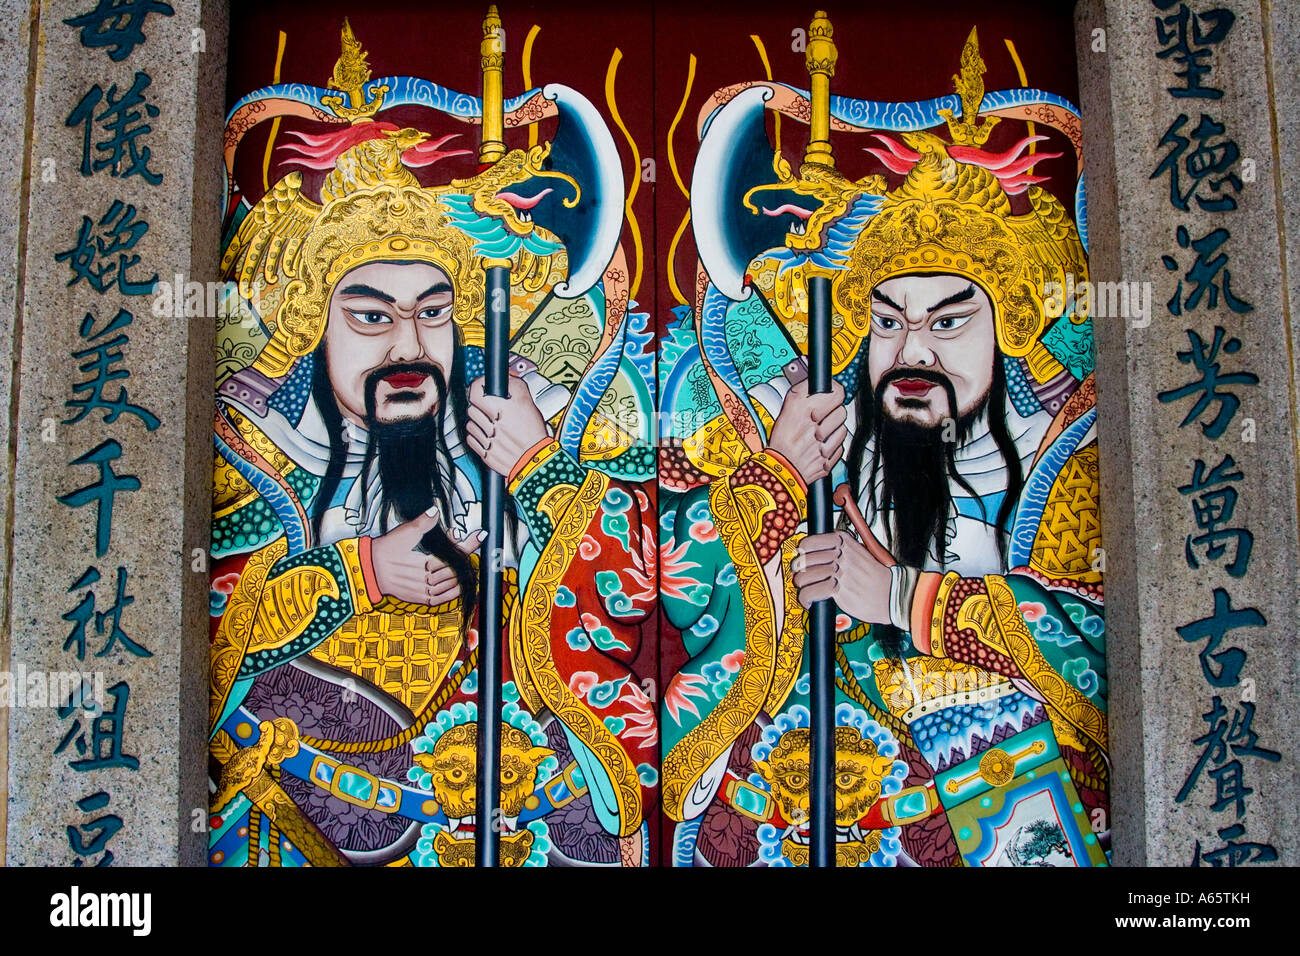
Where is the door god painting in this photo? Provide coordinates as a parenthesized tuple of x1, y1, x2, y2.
(209, 9, 658, 866)
(658, 14, 1108, 867)
(208, 3, 1108, 867)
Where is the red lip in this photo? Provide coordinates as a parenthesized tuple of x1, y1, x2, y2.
(891, 378, 937, 396)
(383, 372, 428, 389)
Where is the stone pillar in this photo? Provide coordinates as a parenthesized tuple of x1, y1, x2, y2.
(3, 0, 225, 865)
(0, 0, 39, 863)
(1266, 0, 1300, 472)
(1077, 0, 1298, 866)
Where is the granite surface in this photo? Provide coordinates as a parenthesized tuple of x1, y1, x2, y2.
(0, 0, 38, 866)
(1079, 0, 1298, 865)
(4, 0, 223, 866)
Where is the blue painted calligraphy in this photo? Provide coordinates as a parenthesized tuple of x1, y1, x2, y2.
(55, 680, 140, 772)
(66, 71, 162, 184)
(55, 201, 158, 296)
(1159, 228, 1253, 315)
(1152, 113, 1240, 212)
(57, 439, 141, 558)
(1177, 455, 1252, 576)
(1153, 1, 1236, 100)
(1178, 697, 1280, 817)
(1157, 327, 1258, 438)
(64, 0, 175, 62)
(63, 566, 151, 661)
(67, 791, 122, 866)
(64, 308, 160, 430)
(1175, 587, 1262, 689)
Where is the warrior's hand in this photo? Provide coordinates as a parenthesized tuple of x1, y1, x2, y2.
(767, 378, 847, 485)
(793, 530, 893, 625)
(467, 374, 550, 477)
(371, 509, 486, 606)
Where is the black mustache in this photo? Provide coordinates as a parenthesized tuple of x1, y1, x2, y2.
(874, 369, 960, 450)
(363, 361, 442, 397)
(847, 344, 1021, 582)
(876, 367, 955, 392)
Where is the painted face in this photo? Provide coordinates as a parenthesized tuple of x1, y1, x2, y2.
(866, 273, 998, 429)
(322, 260, 457, 426)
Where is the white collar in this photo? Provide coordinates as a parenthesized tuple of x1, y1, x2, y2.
(847, 399, 1053, 504)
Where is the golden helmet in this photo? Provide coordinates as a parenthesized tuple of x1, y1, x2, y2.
(833, 130, 1088, 367)
(222, 132, 574, 377)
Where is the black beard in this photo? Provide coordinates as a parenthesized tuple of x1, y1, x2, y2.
(361, 360, 451, 530)
(309, 342, 479, 625)
(871, 368, 986, 568)
(846, 360, 1020, 572)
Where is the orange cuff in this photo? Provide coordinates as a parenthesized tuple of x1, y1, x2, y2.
(910, 571, 944, 654)
(761, 448, 808, 494)
(358, 534, 384, 603)
(508, 437, 561, 489)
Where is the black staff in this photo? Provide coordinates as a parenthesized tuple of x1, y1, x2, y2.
(800, 9, 841, 869)
(806, 274, 836, 869)
(475, 262, 510, 867)
(475, 5, 508, 868)
(752, 272, 836, 868)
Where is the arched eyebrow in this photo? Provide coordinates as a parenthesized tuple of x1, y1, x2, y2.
(417, 282, 454, 301)
(926, 284, 976, 313)
(338, 283, 395, 303)
(871, 288, 903, 312)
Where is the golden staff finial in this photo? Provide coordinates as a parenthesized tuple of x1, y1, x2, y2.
(322, 18, 388, 123)
(938, 26, 999, 147)
(480, 5, 507, 164)
(802, 10, 837, 171)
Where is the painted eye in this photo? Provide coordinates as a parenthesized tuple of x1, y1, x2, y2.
(418, 304, 453, 322)
(932, 313, 972, 331)
(350, 310, 391, 325)
(874, 314, 902, 332)
(784, 773, 807, 790)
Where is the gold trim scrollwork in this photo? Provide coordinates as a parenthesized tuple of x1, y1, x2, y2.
(662, 476, 782, 821)
(212, 718, 349, 867)
(508, 576, 544, 714)
(683, 412, 751, 478)
(984, 574, 1108, 752)
(248, 565, 341, 653)
(321, 19, 388, 122)
(451, 143, 581, 223)
(517, 470, 643, 836)
(1029, 444, 1103, 584)
(937, 27, 999, 147)
(210, 539, 288, 734)
(955, 589, 1007, 656)
(213, 455, 259, 518)
(763, 534, 809, 715)
(929, 570, 960, 658)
